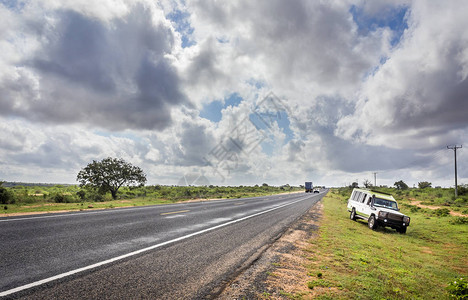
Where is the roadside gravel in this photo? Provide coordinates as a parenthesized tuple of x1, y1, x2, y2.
(217, 199, 323, 299)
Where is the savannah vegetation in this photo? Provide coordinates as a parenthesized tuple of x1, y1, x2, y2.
(283, 186, 467, 299)
(1, 182, 300, 214)
(1, 157, 298, 214)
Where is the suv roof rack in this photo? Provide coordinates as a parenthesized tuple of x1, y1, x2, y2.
(370, 189, 392, 196)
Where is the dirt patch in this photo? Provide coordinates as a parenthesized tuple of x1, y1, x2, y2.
(420, 246, 433, 254)
(217, 201, 323, 299)
(410, 200, 468, 217)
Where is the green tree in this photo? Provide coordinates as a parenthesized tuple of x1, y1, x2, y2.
(77, 157, 146, 200)
(349, 182, 359, 188)
(0, 181, 15, 204)
(394, 180, 409, 190)
(418, 181, 432, 189)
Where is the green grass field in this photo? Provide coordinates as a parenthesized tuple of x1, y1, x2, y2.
(301, 189, 468, 299)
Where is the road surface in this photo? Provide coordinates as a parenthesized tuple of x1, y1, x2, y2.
(0, 191, 325, 299)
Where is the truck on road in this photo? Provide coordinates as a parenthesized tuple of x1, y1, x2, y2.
(305, 182, 313, 193)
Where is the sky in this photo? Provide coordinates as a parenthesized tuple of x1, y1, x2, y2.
(0, 0, 467, 188)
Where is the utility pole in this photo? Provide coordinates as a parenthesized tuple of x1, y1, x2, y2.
(373, 172, 377, 187)
(447, 145, 462, 197)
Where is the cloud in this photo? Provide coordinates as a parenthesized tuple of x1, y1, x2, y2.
(0, 0, 467, 187)
(185, 0, 389, 100)
(0, 1, 188, 130)
(336, 1, 468, 149)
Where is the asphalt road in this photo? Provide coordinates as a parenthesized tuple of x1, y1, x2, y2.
(0, 191, 325, 299)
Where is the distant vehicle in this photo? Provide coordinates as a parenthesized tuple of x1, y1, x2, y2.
(347, 188, 410, 233)
(313, 188, 320, 193)
(305, 182, 313, 193)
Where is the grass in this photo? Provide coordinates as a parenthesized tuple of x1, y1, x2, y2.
(298, 188, 468, 299)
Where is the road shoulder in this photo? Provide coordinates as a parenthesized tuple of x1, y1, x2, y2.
(217, 198, 323, 299)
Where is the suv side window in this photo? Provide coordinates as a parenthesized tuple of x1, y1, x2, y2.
(361, 194, 367, 203)
(353, 191, 359, 201)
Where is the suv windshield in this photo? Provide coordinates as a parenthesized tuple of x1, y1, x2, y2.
(373, 197, 398, 211)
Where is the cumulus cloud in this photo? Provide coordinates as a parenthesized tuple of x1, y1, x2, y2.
(0, 0, 466, 187)
(336, 1, 468, 150)
(0, 1, 188, 130)
(183, 0, 389, 103)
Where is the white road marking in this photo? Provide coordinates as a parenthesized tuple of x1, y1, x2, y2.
(0, 195, 314, 297)
(160, 210, 190, 215)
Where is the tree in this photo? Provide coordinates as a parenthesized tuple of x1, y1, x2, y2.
(349, 182, 359, 188)
(77, 157, 146, 200)
(0, 181, 15, 204)
(394, 180, 409, 190)
(418, 181, 432, 189)
(363, 179, 372, 188)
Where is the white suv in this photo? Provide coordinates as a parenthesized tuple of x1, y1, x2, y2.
(347, 188, 410, 233)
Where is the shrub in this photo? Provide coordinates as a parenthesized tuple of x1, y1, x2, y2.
(53, 194, 66, 203)
(307, 279, 333, 289)
(92, 192, 105, 202)
(76, 190, 86, 200)
(449, 217, 468, 225)
(446, 277, 468, 299)
(0, 186, 16, 204)
(433, 208, 450, 217)
(458, 185, 468, 196)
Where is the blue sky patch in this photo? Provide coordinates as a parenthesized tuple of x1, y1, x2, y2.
(249, 110, 294, 156)
(166, 9, 195, 48)
(350, 4, 409, 46)
(93, 130, 141, 142)
(1, 0, 25, 11)
(200, 93, 243, 122)
(217, 37, 229, 44)
(247, 78, 265, 89)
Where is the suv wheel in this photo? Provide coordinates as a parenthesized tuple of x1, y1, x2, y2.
(368, 215, 378, 230)
(350, 208, 356, 221)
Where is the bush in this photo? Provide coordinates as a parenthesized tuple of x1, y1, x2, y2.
(0, 186, 15, 204)
(53, 194, 66, 203)
(91, 192, 105, 202)
(433, 208, 451, 217)
(446, 277, 468, 299)
(458, 185, 468, 196)
(76, 190, 86, 200)
(450, 217, 468, 225)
